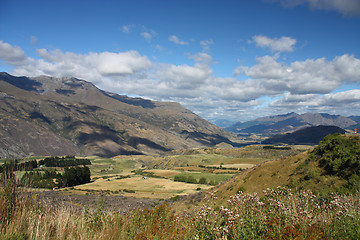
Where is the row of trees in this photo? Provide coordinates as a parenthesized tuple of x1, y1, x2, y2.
(174, 175, 218, 185)
(198, 164, 242, 171)
(0, 160, 38, 172)
(0, 156, 91, 173)
(21, 166, 91, 189)
(39, 156, 91, 167)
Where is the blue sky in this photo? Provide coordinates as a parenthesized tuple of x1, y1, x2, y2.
(1, 0, 360, 123)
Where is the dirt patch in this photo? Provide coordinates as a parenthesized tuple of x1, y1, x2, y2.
(38, 190, 162, 213)
(209, 163, 254, 169)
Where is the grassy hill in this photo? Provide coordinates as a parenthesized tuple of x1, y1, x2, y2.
(180, 133, 360, 210)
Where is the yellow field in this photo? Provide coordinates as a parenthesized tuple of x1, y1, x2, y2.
(208, 163, 255, 169)
(57, 145, 310, 199)
(75, 176, 211, 199)
(144, 169, 180, 178)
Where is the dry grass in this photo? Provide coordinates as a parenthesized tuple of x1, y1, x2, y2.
(75, 176, 211, 199)
(208, 163, 255, 169)
(144, 169, 180, 178)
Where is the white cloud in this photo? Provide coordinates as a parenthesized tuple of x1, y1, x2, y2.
(200, 39, 214, 51)
(1, 40, 360, 122)
(168, 35, 189, 45)
(0, 40, 29, 65)
(321, 89, 360, 105)
(121, 24, 135, 33)
(154, 53, 213, 91)
(269, 90, 360, 116)
(237, 54, 360, 95)
(274, 0, 360, 16)
(30, 36, 38, 46)
(140, 30, 157, 41)
(121, 24, 157, 42)
(3, 45, 151, 83)
(251, 35, 296, 52)
(94, 51, 152, 76)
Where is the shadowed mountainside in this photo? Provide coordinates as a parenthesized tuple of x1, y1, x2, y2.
(262, 125, 346, 145)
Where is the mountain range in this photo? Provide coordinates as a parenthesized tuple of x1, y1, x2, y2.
(227, 112, 359, 135)
(0, 72, 238, 159)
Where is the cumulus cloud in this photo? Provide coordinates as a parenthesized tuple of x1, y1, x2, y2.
(2, 43, 152, 83)
(237, 54, 360, 95)
(1, 40, 360, 122)
(269, 90, 360, 116)
(168, 35, 189, 45)
(273, 0, 360, 17)
(0, 40, 29, 65)
(321, 89, 360, 105)
(251, 35, 296, 52)
(153, 53, 213, 92)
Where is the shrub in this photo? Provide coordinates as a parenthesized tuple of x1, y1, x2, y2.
(310, 133, 360, 193)
(198, 177, 207, 185)
(0, 163, 17, 224)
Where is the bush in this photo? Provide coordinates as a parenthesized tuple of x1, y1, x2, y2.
(0, 163, 17, 224)
(310, 133, 360, 193)
(198, 177, 207, 184)
(58, 166, 91, 188)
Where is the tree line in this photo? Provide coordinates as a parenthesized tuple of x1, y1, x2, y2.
(21, 166, 91, 189)
(0, 156, 91, 173)
(39, 156, 91, 167)
(174, 175, 218, 185)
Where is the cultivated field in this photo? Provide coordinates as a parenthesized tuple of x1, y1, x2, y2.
(59, 145, 310, 199)
(75, 175, 212, 199)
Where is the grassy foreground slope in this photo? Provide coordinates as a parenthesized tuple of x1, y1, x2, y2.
(180, 133, 359, 208)
(1, 134, 360, 239)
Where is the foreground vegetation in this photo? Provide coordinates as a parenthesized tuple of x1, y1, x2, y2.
(1, 176, 359, 239)
(1, 134, 359, 239)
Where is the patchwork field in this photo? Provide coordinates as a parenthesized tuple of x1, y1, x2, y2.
(61, 145, 310, 199)
(75, 175, 211, 199)
(1, 145, 311, 199)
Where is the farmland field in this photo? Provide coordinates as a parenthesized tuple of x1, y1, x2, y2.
(61, 145, 310, 199)
(1, 145, 311, 200)
(74, 175, 212, 199)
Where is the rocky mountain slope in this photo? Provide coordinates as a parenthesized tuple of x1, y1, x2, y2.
(0, 72, 237, 158)
(227, 112, 359, 135)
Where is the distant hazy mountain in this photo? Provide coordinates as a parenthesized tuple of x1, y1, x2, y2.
(211, 119, 236, 128)
(227, 112, 359, 135)
(0, 72, 238, 158)
(262, 125, 346, 145)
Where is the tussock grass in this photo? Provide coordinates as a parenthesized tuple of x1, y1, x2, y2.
(1, 178, 359, 239)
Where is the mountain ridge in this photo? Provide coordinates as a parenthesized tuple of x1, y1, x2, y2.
(227, 112, 359, 135)
(0, 72, 238, 158)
